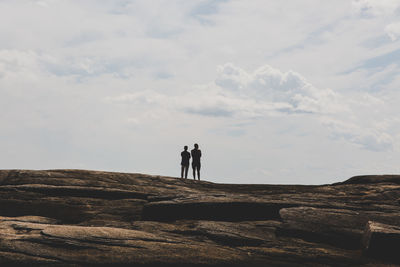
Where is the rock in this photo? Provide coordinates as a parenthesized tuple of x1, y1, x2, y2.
(0, 219, 247, 266)
(278, 207, 400, 249)
(362, 221, 400, 262)
(142, 200, 291, 221)
(336, 175, 400, 185)
(0, 169, 399, 266)
(278, 207, 364, 249)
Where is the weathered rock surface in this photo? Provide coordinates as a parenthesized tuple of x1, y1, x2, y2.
(0, 170, 399, 266)
(362, 221, 400, 263)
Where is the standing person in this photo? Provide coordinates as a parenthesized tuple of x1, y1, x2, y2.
(191, 143, 202, 181)
(181, 146, 191, 179)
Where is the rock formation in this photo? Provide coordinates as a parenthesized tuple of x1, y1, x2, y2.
(0, 170, 399, 266)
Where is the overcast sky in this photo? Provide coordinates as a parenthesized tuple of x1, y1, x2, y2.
(1, 0, 400, 184)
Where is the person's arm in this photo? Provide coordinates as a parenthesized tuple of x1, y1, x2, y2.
(199, 150, 202, 158)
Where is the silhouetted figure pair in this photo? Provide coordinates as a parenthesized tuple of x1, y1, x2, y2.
(181, 144, 202, 180)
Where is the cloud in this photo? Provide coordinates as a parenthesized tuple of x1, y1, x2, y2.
(216, 63, 345, 114)
(352, 0, 400, 16)
(357, 50, 400, 71)
(108, 62, 393, 152)
(0, 49, 40, 79)
(1, 43, 393, 154)
(2, 1, 400, 183)
(109, 63, 344, 118)
(385, 22, 400, 41)
(322, 118, 393, 152)
(107, 90, 169, 106)
(352, 0, 400, 40)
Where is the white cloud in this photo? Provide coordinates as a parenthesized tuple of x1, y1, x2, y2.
(1, 1, 400, 183)
(385, 22, 400, 41)
(216, 63, 345, 114)
(352, 0, 400, 41)
(109, 63, 344, 118)
(0, 50, 40, 79)
(352, 0, 400, 16)
(108, 63, 393, 152)
(322, 118, 393, 152)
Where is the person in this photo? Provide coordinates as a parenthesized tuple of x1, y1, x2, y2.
(180, 146, 191, 179)
(191, 143, 202, 180)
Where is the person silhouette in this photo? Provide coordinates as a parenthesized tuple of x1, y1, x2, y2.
(191, 143, 202, 180)
(180, 146, 190, 179)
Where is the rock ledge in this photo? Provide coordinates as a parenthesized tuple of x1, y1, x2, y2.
(0, 169, 399, 266)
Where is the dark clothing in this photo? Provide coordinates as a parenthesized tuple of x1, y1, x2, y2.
(191, 149, 201, 165)
(181, 165, 189, 179)
(181, 151, 191, 166)
(192, 162, 201, 170)
(191, 148, 201, 181)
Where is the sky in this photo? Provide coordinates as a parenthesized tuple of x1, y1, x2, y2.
(1, 0, 400, 184)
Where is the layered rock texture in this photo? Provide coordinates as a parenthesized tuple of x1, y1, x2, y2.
(0, 170, 399, 266)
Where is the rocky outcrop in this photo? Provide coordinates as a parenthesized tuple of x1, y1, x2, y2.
(0, 169, 399, 266)
(362, 221, 400, 263)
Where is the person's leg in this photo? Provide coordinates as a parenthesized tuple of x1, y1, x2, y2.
(184, 166, 188, 179)
(196, 164, 200, 180)
(181, 165, 184, 178)
(197, 165, 200, 181)
(192, 164, 196, 180)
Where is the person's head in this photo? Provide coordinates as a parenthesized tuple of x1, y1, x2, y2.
(184, 145, 188, 151)
(194, 143, 199, 149)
